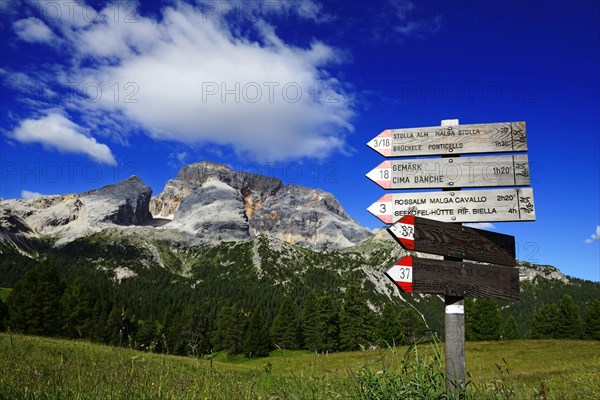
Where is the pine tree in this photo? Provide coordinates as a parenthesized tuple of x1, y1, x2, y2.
(271, 297, 299, 349)
(468, 299, 502, 341)
(556, 294, 582, 339)
(502, 315, 521, 340)
(398, 307, 427, 344)
(316, 295, 338, 352)
(61, 278, 98, 339)
(339, 285, 371, 351)
(8, 262, 65, 337)
(212, 305, 233, 352)
(243, 308, 271, 358)
(0, 298, 8, 332)
(529, 304, 559, 339)
(374, 302, 404, 347)
(212, 303, 245, 354)
(584, 299, 600, 340)
(301, 291, 320, 351)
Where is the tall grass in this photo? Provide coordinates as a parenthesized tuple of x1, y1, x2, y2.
(1, 333, 598, 399)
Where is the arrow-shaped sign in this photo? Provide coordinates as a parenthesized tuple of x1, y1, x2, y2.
(366, 155, 530, 190)
(385, 256, 520, 300)
(367, 188, 535, 224)
(387, 215, 515, 266)
(367, 121, 527, 158)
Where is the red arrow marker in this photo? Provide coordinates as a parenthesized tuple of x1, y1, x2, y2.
(366, 129, 392, 157)
(385, 256, 413, 293)
(365, 160, 392, 189)
(387, 215, 415, 250)
(366, 194, 393, 224)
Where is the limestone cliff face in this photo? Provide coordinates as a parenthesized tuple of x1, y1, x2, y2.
(249, 184, 371, 249)
(150, 162, 282, 220)
(82, 176, 152, 225)
(151, 162, 372, 249)
(0, 176, 152, 245)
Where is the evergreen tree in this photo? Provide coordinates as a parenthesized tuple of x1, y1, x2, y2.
(61, 278, 98, 339)
(502, 315, 521, 340)
(106, 306, 128, 346)
(212, 303, 245, 354)
(584, 299, 600, 340)
(271, 297, 299, 349)
(182, 304, 211, 357)
(556, 294, 582, 339)
(212, 305, 233, 352)
(529, 304, 559, 339)
(339, 285, 371, 351)
(467, 298, 502, 341)
(301, 291, 320, 351)
(8, 262, 65, 337)
(0, 299, 8, 332)
(398, 307, 427, 344)
(243, 308, 271, 358)
(374, 302, 404, 347)
(136, 319, 158, 351)
(316, 295, 339, 352)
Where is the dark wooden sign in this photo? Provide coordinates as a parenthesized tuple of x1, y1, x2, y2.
(366, 155, 530, 189)
(387, 215, 515, 266)
(385, 256, 520, 300)
(367, 187, 535, 224)
(367, 121, 527, 157)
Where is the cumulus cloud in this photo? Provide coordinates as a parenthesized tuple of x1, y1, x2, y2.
(11, 112, 117, 165)
(17, 1, 354, 162)
(463, 222, 496, 230)
(13, 17, 56, 43)
(585, 225, 600, 243)
(20, 190, 46, 199)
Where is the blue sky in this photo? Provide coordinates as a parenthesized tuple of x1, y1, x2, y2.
(1, 0, 598, 281)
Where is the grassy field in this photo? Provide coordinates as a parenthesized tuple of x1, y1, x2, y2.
(0, 333, 598, 399)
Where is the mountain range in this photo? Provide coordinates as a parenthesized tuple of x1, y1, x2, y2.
(1, 161, 598, 337)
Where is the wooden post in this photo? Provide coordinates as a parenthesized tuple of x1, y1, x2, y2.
(441, 119, 466, 392)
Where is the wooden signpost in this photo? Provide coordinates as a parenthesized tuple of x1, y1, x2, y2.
(367, 187, 535, 224)
(366, 155, 530, 189)
(367, 121, 527, 157)
(385, 256, 520, 300)
(367, 118, 534, 393)
(387, 215, 516, 266)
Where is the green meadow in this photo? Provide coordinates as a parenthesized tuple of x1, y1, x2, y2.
(1, 333, 598, 399)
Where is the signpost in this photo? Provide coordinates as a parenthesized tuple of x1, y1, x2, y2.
(366, 155, 530, 189)
(387, 215, 516, 266)
(367, 121, 527, 157)
(367, 187, 535, 224)
(385, 256, 520, 300)
(366, 118, 533, 393)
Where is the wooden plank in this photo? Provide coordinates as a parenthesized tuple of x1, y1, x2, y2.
(386, 256, 520, 300)
(387, 215, 516, 266)
(367, 121, 527, 157)
(366, 155, 530, 189)
(368, 187, 535, 224)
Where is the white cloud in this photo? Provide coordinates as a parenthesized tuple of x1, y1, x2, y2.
(13, 18, 56, 43)
(585, 225, 600, 243)
(11, 112, 117, 165)
(463, 222, 496, 230)
(21, 1, 354, 162)
(20, 190, 46, 199)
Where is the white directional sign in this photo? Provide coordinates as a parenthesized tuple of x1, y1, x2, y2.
(367, 188, 535, 224)
(367, 121, 527, 157)
(366, 155, 530, 189)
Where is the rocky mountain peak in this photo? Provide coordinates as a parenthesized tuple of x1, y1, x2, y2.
(82, 176, 152, 225)
(151, 161, 372, 249)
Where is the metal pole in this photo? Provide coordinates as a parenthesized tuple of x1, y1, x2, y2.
(441, 119, 466, 392)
